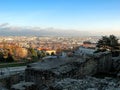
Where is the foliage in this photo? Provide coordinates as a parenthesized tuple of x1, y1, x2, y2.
(94, 48, 107, 53)
(0, 49, 14, 62)
(51, 52, 55, 56)
(39, 50, 46, 58)
(97, 35, 119, 50)
(46, 52, 50, 56)
(28, 48, 38, 59)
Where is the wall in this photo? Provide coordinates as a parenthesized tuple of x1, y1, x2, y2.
(25, 52, 112, 89)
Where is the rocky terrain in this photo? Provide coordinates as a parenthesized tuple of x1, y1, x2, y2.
(49, 77, 120, 90)
(6, 52, 120, 90)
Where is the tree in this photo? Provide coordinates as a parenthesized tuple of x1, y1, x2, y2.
(97, 36, 109, 48)
(40, 50, 46, 58)
(51, 52, 55, 56)
(97, 35, 119, 51)
(0, 49, 15, 62)
(28, 48, 38, 59)
(0, 50, 4, 62)
(6, 53, 14, 62)
(109, 35, 119, 47)
(15, 47, 28, 59)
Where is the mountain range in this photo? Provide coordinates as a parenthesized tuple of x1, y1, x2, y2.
(0, 23, 119, 36)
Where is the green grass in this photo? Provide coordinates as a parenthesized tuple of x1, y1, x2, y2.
(0, 62, 27, 68)
(0, 59, 40, 68)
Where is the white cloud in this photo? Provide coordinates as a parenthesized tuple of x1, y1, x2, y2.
(0, 23, 9, 27)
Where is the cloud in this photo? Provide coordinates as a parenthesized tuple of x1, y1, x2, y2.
(0, 23, 9, 27)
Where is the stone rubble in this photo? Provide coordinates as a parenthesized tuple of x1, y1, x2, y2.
(49, 77, 120, 90)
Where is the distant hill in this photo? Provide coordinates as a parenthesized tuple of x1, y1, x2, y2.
(0, 27, 92, 36)
(0, 24, 119, 36)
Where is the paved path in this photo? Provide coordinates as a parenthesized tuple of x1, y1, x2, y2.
(0, 66, 26, 76)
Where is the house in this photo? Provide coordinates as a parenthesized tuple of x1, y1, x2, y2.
(46, 50, 56, 55)
(37, 48, 56, 55)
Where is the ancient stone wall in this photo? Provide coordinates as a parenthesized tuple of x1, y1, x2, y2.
(25, 69, 56, 86)
(25, 52, 113, 89)
(96, 53, 112, 73)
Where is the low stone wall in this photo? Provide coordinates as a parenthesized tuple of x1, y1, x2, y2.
(25, 69, 56, 86)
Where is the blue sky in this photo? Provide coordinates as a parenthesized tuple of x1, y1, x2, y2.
(0, 0, 120, 31)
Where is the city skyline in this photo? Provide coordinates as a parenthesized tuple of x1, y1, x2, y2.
(0, 0, 120, 33)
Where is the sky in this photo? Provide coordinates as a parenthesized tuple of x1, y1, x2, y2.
(0, 0, 120, 31)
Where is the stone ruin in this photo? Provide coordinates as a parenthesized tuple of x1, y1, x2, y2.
(11, 51, 120, 90)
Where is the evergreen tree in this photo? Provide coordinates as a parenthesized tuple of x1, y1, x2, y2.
(97, 35, 119, 50)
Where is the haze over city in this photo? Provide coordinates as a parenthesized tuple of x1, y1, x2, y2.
(0, 0, 120, 36)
